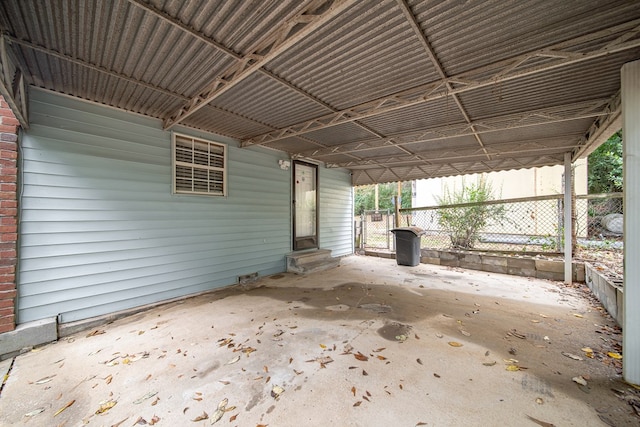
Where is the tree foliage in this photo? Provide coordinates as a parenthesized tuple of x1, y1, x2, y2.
(354, 182, 412, 215)
(588, 131, 623, 194)
(435, 177, 505, 249)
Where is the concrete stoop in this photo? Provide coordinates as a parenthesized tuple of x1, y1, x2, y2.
(286, 248, 340, 274)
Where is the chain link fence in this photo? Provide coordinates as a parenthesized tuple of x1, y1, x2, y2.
(576, 193, 623, 250)
(359, 210, 394, 249)
(358, 193, 623, 254)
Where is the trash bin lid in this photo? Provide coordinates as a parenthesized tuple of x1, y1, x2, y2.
(390, 226, 425, 236)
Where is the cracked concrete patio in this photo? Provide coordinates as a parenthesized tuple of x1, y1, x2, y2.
(0, 255, 637, 426)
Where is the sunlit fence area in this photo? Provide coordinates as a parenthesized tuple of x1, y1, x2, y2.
(357, 193, 623, 254)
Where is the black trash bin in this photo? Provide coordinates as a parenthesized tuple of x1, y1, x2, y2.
(391, 227, 425, 266)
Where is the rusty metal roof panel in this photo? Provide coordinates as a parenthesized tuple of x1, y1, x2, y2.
(269, 0, 438, 110)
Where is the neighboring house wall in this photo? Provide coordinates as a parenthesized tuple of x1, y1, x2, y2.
(0, 95, 19, 333)
(412, 163, 588, 237)
(17, 89, 352, 325)
(414, 162, 588, 207)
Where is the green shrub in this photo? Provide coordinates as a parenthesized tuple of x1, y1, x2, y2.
(436, 178, 505, 249)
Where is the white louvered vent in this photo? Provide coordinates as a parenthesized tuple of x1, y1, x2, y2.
(172, 133, 227, 196)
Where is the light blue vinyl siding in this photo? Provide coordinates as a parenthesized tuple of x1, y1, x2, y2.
(18, 89, 302, 323)
(319, 167, 353, 257)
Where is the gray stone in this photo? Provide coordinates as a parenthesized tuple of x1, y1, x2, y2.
(601, 213, 623, 234)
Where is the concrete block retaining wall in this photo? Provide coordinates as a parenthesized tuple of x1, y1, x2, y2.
(364, 248, 585, 282)
(584, 262, 623, 326)
(419, 249, 585, 282)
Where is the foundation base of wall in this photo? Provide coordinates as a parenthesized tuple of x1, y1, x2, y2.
(0, 317, 57, 360)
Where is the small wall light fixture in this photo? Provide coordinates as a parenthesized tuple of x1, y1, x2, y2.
(279, 159, 291, 170)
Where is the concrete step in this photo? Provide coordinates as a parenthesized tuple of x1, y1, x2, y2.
(286, 249, 340, 274)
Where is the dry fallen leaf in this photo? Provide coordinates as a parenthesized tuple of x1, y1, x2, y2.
(271, 385, 285, 399)
(24, 408, 45, 417)
(351, 386, 356, 396)
(229, 414, 237, 422)
(86, 329, 106, 337)
(191, 412, 208, 422)
(376, 355, 387, 361)
(95, 400, 117, 415)
(149, 415, 160, 425)
(210, 398, 228, 424)
(362, 370, 368, 376)
(561, 352, 583, 361)
(526, 414, 555, 427)
(416, 358, 423, 365)
(319, 344, 327, 349)
(134, 391, 158, 404)
(54, 400, 75, 416)
(607, 352, 623, 359)
(353, 401, 362, 407)
(416, 423, 428, 426)
(448, 341, 463, 347)
(226, 355, 241, 365)
(354, 352, 369, 361)
(572, 376, 588, 386)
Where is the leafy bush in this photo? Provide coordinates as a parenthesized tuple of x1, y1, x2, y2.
(436, 178, 505, 249)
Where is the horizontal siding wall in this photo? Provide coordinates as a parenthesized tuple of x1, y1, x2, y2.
(319, 167, 353, 257)
(18, 89, 295, 323)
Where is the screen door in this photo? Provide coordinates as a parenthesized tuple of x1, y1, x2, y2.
(293, 160, 318, 250)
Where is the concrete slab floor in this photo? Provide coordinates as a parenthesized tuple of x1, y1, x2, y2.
(0, 255, 638, 427)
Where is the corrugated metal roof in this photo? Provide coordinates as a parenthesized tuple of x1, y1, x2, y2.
(1, 0, 638, 185)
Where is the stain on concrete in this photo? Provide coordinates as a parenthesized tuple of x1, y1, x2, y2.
(377, 322, 413, 341)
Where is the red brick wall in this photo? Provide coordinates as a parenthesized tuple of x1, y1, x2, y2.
(0, 95, 19, 333)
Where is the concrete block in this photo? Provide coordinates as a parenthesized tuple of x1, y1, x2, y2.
(507, 257, 535, 270)
(574, 263, 585, 282)
(0, 317, 57, 360)
(481, 264, 508, 274)
(535, 270, 563, 281)
(461, 254, 482, 265)
(508, 267, 536, 277)
(421, 250, 440, 259)
(439, 251, 460, 267)
(481, 255, 508, 268)
(420, 257, 440, 265)
(460, 262, 482, 271)
(535, 259, 564, 273)
(616, 288, 624, 326)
